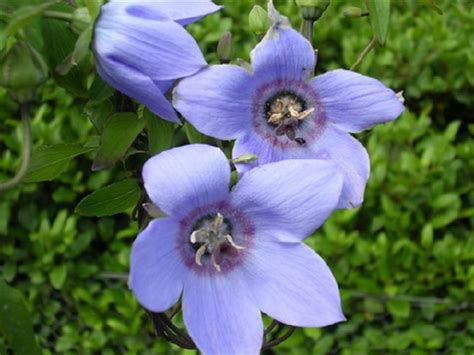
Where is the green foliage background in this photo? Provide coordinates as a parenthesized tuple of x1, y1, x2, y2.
(1, 0, 473, 353)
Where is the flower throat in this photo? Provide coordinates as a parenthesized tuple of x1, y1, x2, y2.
(265, 91, 315, 145)
(189, 213, 244, 272)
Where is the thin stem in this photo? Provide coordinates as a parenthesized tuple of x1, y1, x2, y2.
(350, 36, 376, 71)
(0, 105, 32, 193)
(300, 20, 314, 44)
(43, 10, 73, 22)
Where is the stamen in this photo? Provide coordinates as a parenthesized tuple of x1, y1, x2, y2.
(212, 212, 224, 231)
(195, 244, 207, 266)
(211, 252, 222, 272)
(224, 234, 245, 250)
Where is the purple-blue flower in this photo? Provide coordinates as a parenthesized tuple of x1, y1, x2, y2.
(173, 4, 404, 208)
(93, 0, 221, 122)
(130, 144, 345, 354)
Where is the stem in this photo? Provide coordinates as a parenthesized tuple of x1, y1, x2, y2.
(350, 36, 376, 71)
(0, 105, 32, 193)
(300, 20, 314, 44)
(43, 10, 73, 22)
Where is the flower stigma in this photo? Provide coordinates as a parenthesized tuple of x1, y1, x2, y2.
(189, 212, 244, 272)
(266, 92, 315, 145)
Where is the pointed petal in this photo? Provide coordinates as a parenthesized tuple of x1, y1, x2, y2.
(129, 218, 185, 312)
(309, 126, 370, 209)
(142, 144, 230, 216)
(182, 273, 263, 354)
(231, 159, 343, 243)
(174, 65, 255, 140)
(311, 69, 404, 133)
(243, 239, 345, 327)
(145, 0, 222, 25)
(95, 2, 207, 81)
(95, 59, 179, 122)
(251, 7, 315, 81)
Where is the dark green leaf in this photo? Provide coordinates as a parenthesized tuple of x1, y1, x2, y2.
(144, 109, 175, 154)
(23, 144, 95, 183)
(75, 179, 141, 217)
(387, 299, 410, 319)
(41, 14, 88, 97)
(367, 0, 391, 45)
(0, 280, 41, 355)
(92, 112, 145, 170)
(56, 26, 92, 75)
(49, 265, 68, 289)
(84, 99, 115, 133)
(2, 1, 57, 41)
(88, 75, 114, 105)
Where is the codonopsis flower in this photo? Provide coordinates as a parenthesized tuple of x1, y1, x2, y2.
(93, 0, 221, 122)
(130, 144, 345, 354)
(173, 3, 404, 208)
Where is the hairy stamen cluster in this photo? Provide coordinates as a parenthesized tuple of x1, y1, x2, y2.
(190, 213, 244, 272)
(266, 93, 314, 145)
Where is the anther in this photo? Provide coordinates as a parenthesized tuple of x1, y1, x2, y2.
(224, 234, 245, 250)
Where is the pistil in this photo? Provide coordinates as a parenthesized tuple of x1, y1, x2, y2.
(190, 213, 244, 272)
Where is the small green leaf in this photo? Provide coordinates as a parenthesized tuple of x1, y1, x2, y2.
(387, 299, 410, 319)
(144, 109, 175, 154)
(92, 112, 145, 170)
(88, 75, 114, 105)
(56, 26, 92, 75)
(23, 144, 95, 183)
(421, 223, 433, 248)
(84, 99, 115, 133)
(85, 0, 101, 21)
(367, 0, 391, 45)
(75, 179, 141, 217)
(184, 122, 207, 144)
(49, 265, 68, 289)
(3, 1, 57, 39)
(0, 280, 41, 355)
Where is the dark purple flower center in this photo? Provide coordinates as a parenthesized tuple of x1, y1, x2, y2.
(189, 213, 244, 272)
(265, 91, 314, 145)
(251, 79, 325, 148)
(178, 202, 254, 275)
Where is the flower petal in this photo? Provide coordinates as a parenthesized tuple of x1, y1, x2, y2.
(143, 144, 230, 216)
(231, 159, 343, 243)
(251, 4, 315, 81)
(182, 272, 263, 354)
(95, 58, 179, 122)
(243, 239, 345, 327)
(129, 217, 185, 312)
(311, 69, 404, 133)
(140, 0, 222, 25)
(309, 126, 370, 209)
(173, 65, 255, 140)
(95, 2, 207, 81)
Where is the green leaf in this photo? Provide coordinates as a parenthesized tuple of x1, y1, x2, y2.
(144, 109, 175, 154)
(84, 99, 115, 133)
(85, 0, 101, 21)
(421, 223, 433, 248)
(56, 26, 92, 75)
(88, 75, 114, 105)
(41, 14, 89, 97)
(23, 144, 95, 183)
(387, 299, 410, 319)
(75, 179, 141, 217)
(0, 280, 41, 355)
(49, 264, 67, 289)
(2, 1, 57, 40)
(92, 112, 145, 171)
(184, 122, 207, 144)
(367, 0, 391, 45)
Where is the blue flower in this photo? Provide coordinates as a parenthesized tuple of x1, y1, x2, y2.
(130, 144, 345, 354)
(93, 0, 221, 122)
(173, 3, 404, 208)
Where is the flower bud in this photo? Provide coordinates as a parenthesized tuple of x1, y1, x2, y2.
(70, 7, 91, 35)
(0, 41, 48, 103)
(249, 5, 270, 35)
(343, 6, 363, 18)
(217, 31, 232, 64)
(296, 0, 330, 21)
